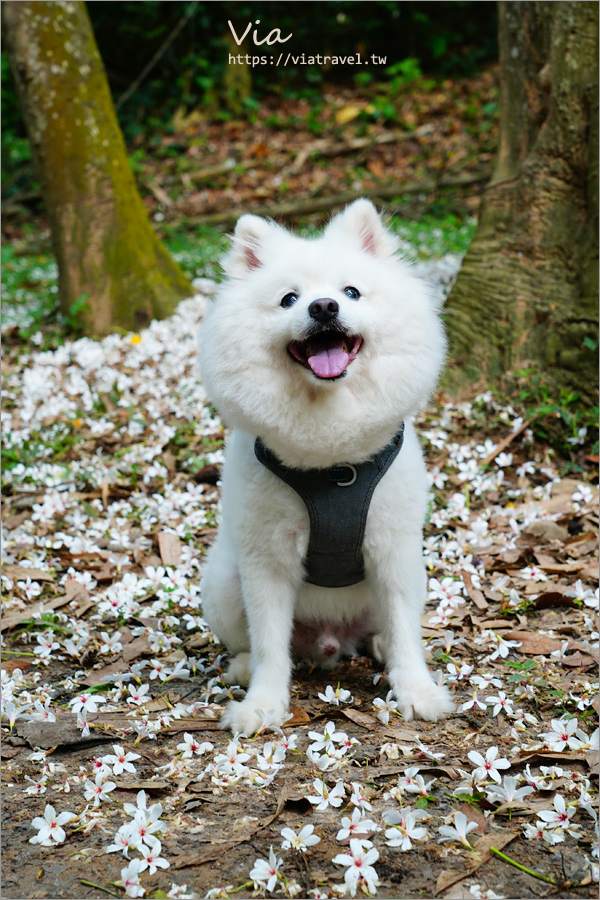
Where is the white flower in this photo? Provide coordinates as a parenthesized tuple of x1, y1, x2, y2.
(83, 773, 116, 806)
(373, 691, 398, 724)
(139, 836, 170, 874)
(438, 810, 479, 848)
(383, 806, 429, 851)
(336, 808, 380, 842)
(99, 630, 123, 654)
(68, 692, 105, 716)
(30, 804, 76, 845)
(280, 824, 320, 851)
(127, 683, 151, 705)
(308, 721, 347, 754)
(177, 733, 214, 758)
(538, 717, 586, 751)
(486, 775, 535, 805)
(333, 838, 379, 897)
(536, 794, 581, 837)
(103, 745, 141, 775)
(118, 858, 145, 898)
(467, 747, 511, 787)
(349, 782, 373, 811)
(249, 847, 283, 892)
(306, 778, 345, 810)
(317, 684, 353, 705)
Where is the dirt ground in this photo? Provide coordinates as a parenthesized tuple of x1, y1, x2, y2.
(1, 287, 598, 900)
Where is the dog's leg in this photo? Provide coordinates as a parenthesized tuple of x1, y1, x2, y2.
(221, 564, 296, 736)
(201, 529, 249, 656)
(368, 532, 454, 721)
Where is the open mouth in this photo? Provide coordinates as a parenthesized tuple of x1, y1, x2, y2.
(287, 330, 363, 379)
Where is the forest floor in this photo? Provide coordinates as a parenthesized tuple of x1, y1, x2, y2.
(1, 67, 599, 900)
(2, 262, 598, 900)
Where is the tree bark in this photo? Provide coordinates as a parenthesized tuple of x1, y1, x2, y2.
(2, 0, 192, 335)
(444, 2, 598, 397)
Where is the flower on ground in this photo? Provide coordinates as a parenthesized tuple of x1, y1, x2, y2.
(467, 747, 510, 784)
(459, 691, 487, 713)
(30, 804, 76, 845)
(536, 793, 582, 837)
(438, 810, 479, 848)
(486, 775, 535, 806)
(118, 858, 145, 898)
(317, 684, 353, 705)
(485, 692, 514, 717)
(68, 692, 105, 716)
(538, 716, 587, 751)
(177, 733, 214, 758)
(83, 773, 116, 806)
(333, 838, 380, 897)
(139, 836, 170, 874)
(349, 782, 373, 811)
(336, 808, 380, 842)
(383, 806, 429, 851)
(280, 824, 320, 851)
(373, 691, 398, 724)
(306, 778, 345, 811)
(103, 744, 141, 775)
(249, 847, 283, 892)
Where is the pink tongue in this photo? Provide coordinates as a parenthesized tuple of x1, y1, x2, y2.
(307, 340, 349, 378)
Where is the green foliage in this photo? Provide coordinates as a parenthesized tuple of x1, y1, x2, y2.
(512, 369, 599, 460)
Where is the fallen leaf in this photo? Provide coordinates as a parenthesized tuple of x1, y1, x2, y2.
(2, 565, 54, 583)
(157, 532, 182, 567)
(435, 830, 518, 895)
(340, 708, 379, 729)
(503, 630, 563, 655)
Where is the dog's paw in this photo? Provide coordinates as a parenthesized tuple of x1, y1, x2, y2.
(367, 632, 386, 664)
(222, 652, 251, 686)
(394, 679, 454, 722)
(220, 696, 288, 736)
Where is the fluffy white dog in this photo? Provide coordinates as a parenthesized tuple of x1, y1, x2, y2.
(200, 199, 453, 735)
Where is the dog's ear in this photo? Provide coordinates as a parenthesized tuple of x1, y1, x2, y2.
(222, 215, 275, 276)
(328, 198, 399, 258)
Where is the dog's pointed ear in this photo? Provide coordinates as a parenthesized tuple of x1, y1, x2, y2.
(328, 198, 399, 258)
(222, 214, 275, 276)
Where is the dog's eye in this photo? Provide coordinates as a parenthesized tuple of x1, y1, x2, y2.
(343, 286, 360, 300)
(280, 292, 298, 309)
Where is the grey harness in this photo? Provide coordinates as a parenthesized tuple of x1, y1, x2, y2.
(254, 424, 405, 588)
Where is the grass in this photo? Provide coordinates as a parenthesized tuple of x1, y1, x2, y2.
(1, 211, 475, 337)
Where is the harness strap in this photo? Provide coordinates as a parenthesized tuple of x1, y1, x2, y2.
(254, 424, 405, 588)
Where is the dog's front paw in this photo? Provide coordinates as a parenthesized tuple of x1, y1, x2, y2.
(393, 678, 454, 722)
(221, 695, 288, 736)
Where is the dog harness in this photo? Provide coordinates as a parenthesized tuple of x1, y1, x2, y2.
(254, 423, 405, 588)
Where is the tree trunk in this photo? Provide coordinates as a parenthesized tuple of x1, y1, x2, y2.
(2, 1, 192, 335)
(444, 2, 598, 397)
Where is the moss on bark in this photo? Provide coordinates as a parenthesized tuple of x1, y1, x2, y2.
(444, 1, 599, 399)
(2, 0, 192, 335)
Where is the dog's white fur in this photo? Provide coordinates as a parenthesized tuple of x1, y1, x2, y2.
(199, 199, 453, 735)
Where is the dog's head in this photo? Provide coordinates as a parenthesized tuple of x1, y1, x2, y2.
(200, 200, 446, 467)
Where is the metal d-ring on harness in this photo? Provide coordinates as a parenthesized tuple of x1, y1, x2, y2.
(254, 423, 405, 588)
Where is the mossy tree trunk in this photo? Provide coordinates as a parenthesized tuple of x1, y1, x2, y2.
(2, 0, 192, 335)
(444, 2, 598, 397)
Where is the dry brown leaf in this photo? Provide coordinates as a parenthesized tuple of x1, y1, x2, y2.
(435, 830, 518, 895)
(503, 630, 563, 655)
(340, 707, 379, 729)
(158, 532, 182, 567)
(2, 564, 54, 583)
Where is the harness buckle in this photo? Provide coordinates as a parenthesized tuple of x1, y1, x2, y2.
(334, 464, 357, 487)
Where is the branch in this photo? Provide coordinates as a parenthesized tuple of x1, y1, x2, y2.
(115, 2, 199, 110)
(184, 168, 491, 226)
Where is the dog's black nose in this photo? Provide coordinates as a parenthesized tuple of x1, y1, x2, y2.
(308, 298, 339, 323)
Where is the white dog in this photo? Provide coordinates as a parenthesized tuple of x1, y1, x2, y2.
(199, 199, 453, 735)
